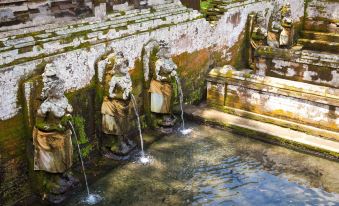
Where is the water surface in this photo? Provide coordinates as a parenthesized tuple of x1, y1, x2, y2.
(66, 123, 339, 206)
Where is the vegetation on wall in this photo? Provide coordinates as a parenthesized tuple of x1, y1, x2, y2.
(173, 49, 211, 105)
(72, 115, 93, 158)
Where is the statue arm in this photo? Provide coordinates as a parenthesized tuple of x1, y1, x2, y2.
(66, 103, 73, 114)
(108, 77, 117, 98)
(123, 78, 132, 100)
(155, 60, 165, 81)
(37, 102, 49, 117)
(170, 61, 178, 77)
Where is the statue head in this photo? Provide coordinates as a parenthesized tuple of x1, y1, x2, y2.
(157, 40, 171, 59)
(114, 51, 129, 75)
(256, 11, 266, 27)
(281, 3, 291, 18)
(42, 63, 66, 99)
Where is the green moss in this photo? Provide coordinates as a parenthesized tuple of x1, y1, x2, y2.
(18, 46, 33, 54)
(115, 25, 128, 32)
(72, 116, 93, 158)
(127, 20, 136, 25)
(150, 7, 156, 13)
(200, 0, 213, 11)
(120, 11, 126, 16)
(173, 49, 211, 105)
(14, 31, 45, 39)
(0, 41, 5, 48)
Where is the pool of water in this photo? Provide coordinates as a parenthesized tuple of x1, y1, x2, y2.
(66, 123, 339, 206)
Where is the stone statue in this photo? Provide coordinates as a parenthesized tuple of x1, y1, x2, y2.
(33, 63, 77, 203)
(249, 11, 267, 68)
(101, 51, 136, 159)
(268, 3, 293, 48)
(144, 41, 177, 133)
(279, 3, 293, 47)
(268, 4, 282, 48)
(151, 41, 177, 112)
(251, 11, 268, 44)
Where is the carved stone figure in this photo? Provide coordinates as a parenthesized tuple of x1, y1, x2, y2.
(101, 51, 136, 159)
(249, 11, 267, 68)
(33, 63, 77, 203)
(150, 41, 177, 114)
(34, 63, 73, 173)
(268, 3, 293, 48)
(147, 40, 177, 133)
(279, 3, 293, 47)
(268, 4, 282, 48)
(142, 40, 178, 133)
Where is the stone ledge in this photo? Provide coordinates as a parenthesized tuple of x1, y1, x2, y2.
(208, 68, 339, 103)
(206, 103, 339, 141)
(184, 104, 339, 160)
(0, 8, 201, 68)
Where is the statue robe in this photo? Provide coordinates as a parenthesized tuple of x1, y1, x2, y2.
(33, 127, 73, 173)
(101, 96, 130, 135)
(149, 80, 172, 114)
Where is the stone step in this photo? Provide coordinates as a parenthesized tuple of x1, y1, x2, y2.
(301, 31, 339, 42)
(304, 19, 339, 33)
(298, 38, 339, 53)
(184, 104, 339, 158)
(300, 50, 339, 64)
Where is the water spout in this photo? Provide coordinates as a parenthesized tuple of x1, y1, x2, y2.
(175, 76, 192, 135)
(68, 121, 102, 205)
(130, 94, 150, 164)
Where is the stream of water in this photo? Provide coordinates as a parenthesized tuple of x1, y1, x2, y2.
(175, 75, 192, 135)
(68, 121, 102, 205)
(131, 94, 150, 164)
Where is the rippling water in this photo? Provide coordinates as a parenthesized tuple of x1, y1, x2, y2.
(65, 123, 339, 206)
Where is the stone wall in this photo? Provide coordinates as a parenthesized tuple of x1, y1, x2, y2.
(207, 68, 339, 131)
(306, 0, 339, 20)
(0, 0, 305, 205)
(254, 47, 339, 88)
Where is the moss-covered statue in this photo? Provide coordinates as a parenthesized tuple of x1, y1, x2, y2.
(279, 3, 293, 47)
(143, 40, 177, 133)
(33, 63, 77, 203)
(249, 11, 267, 68)
(268, 3, 293, 48)
(101, 51, 136, 159)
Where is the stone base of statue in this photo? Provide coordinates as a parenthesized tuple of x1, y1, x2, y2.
(101, 97, 136, 159)
(45, 172, 79, 204)
(156, 114, 176, 134)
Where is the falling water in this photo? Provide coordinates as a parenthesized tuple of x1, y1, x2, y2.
(130, 94, 150, 164)
(68, 121, 102, 205)
(175, 75, 192, 135)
